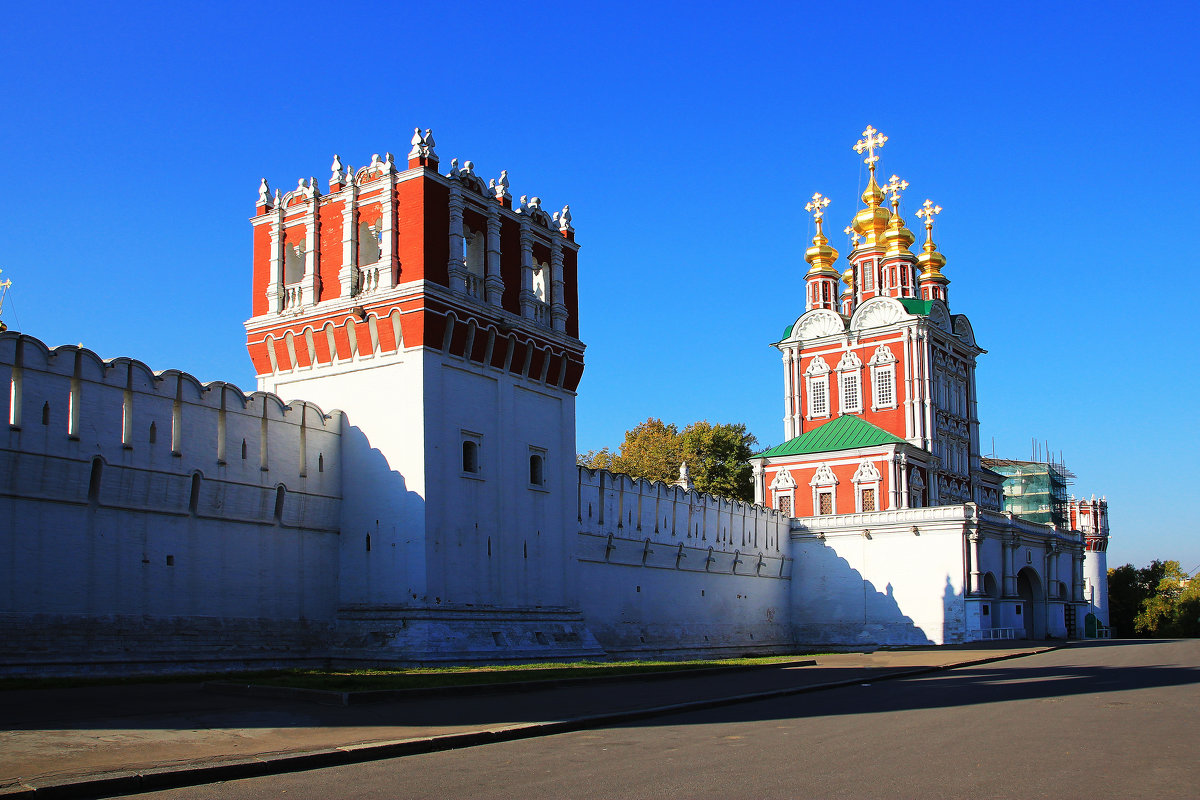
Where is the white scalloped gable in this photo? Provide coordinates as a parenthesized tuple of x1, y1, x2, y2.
(787, 309, 845, 341)
(849, 296, 907, 331)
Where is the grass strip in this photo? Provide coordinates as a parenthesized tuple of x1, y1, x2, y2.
(2, 655, 814, 693)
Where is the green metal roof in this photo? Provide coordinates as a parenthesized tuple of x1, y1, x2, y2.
(755, 414, 907, 459)
(781, 321, 795, 340)
(896, 297, 933, 316)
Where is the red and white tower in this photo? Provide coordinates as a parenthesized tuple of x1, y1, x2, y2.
(244, 129, 598, 659)
(1071, 494, 1111, 627)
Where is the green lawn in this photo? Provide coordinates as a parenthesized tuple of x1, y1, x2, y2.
(1, 655, 813, 693)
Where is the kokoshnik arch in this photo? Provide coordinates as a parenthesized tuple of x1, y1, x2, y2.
(0, 127, 1111, 674)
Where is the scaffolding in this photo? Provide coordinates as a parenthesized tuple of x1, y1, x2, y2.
(981, 456, 1075, 530)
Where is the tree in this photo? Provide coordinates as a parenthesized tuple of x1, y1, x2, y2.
(1108, 560, 1200, 638)
(1134, 561, 1200, 637)
(579, 417, 759, 502)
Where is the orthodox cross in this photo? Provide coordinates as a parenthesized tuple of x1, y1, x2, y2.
(883, 174, 909, 210)
(805, 192, 831, 232)
(0, 269, 11, 330)
(853, 125, 888, 169)
(843, 225, 862, 248)
(916, 198, 943, 231)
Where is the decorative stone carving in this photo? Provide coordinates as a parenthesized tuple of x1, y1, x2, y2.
(868, 344, 896, 365)
(769, 468, 796, 490)
(489, 170, 511, 204)
(330, 155, 346, 188)
(850, 297, 905, 331)
(928, 301, 951, 332)
(792, 309, 844, 341)
(407, 128, 437, 162)
(810, 463, 838, 486)
(852, 459, 882, 484)
(836, 350, 862, 371)
(258, 178, 272, 207)
(674, 462, 694, 491)
(909, 468, 925, 490)
(953, 314, 976, 346)
(804, 354, 830, 376)
(557, 204, 573, 233)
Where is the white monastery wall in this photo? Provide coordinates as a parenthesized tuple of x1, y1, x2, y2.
(790, 505, 971, 646)
(264, 347, 426, 608)
(0, 333, 343, 673)
(576, 468, 793, 657)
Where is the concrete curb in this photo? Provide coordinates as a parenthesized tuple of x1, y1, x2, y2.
(203, 658, 820, 706)
(5, 646, 1057, 799)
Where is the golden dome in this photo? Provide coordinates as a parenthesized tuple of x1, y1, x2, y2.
(805, 229, 840, 279)
(851, 173, 892, 246)
(915, 199, 948, 285)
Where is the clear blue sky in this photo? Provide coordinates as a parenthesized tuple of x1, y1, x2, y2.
(2, 1, 1196, 571)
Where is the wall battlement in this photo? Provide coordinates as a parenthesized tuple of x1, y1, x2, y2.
(0, 331, 344, 673)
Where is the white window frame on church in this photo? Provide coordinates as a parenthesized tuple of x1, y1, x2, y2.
(770, 468, 797, 518)
(868, 345, 897, 411)
(805, 356, 831, 420)
(809, 463, 838, 516)
(852, 458, 882, 513)
(836, 351, 863, 415)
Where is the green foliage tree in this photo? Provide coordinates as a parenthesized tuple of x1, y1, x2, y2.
(1134, 561, 1200, 637)
(578, 417, 759, 502)
(1107, 560, 1199, 638)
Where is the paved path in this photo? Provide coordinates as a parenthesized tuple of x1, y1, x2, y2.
(138, 639, 1200, 800)
(1, 643, 1063, 797)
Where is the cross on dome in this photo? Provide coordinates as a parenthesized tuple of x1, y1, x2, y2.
(916, 198, 943, 230)
(853, 125, 888, 170)
(884, 174, 909, 208)
(805, 192, 831, 230)
(843, 225, 861, 248)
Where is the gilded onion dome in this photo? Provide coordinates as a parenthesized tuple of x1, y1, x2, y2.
(881, 175, 916, 258)
(915, 199, 949, 284)
(850, 126, 892, 247)
(804, 193, 840, 279)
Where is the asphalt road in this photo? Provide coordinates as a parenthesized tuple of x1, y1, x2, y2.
(142, 639, 1200, 800)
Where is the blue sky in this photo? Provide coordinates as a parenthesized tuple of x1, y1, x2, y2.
(1, 1, 1196, 571)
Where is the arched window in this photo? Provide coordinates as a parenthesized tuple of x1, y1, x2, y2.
(869, 345, 897, 411)
(462, 438, 480, 474)
(274, 485, 286, 522)
(357, 220, 381, 266)
(284, 238, 305, 285)
(189, 473, 201, 514)
(532, 262, 548, 303)
(804, 356, 830, 419)
(836, 351, 864, 414)
(87, 457, 103, 503)
(149, 421, 157, 444)
(529, 452, 545, 486)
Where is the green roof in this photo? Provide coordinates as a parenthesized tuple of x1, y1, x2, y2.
(781, 322, 795, 340)
(755, 415, 907, 459)
(896, 297, 933, 316)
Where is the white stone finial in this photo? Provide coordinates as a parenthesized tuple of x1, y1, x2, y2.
(258, 178, 271, 206)
(448, 157, 460, 178)
(558, 204, 573, 232)
(369, 153, 383, 169)
(462, 160, 474, 174)
(331, 155, 345, 188)
(674, 462, 694, 491)
(274, 188, 282, 205)
(384, 152, 396, 172)
(519, 194, 529, 211)
(408, 128, 424, 159)
(423, 128, 437, 156)
(495, 170, 511, 202)
(529, 196, 541, 209)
